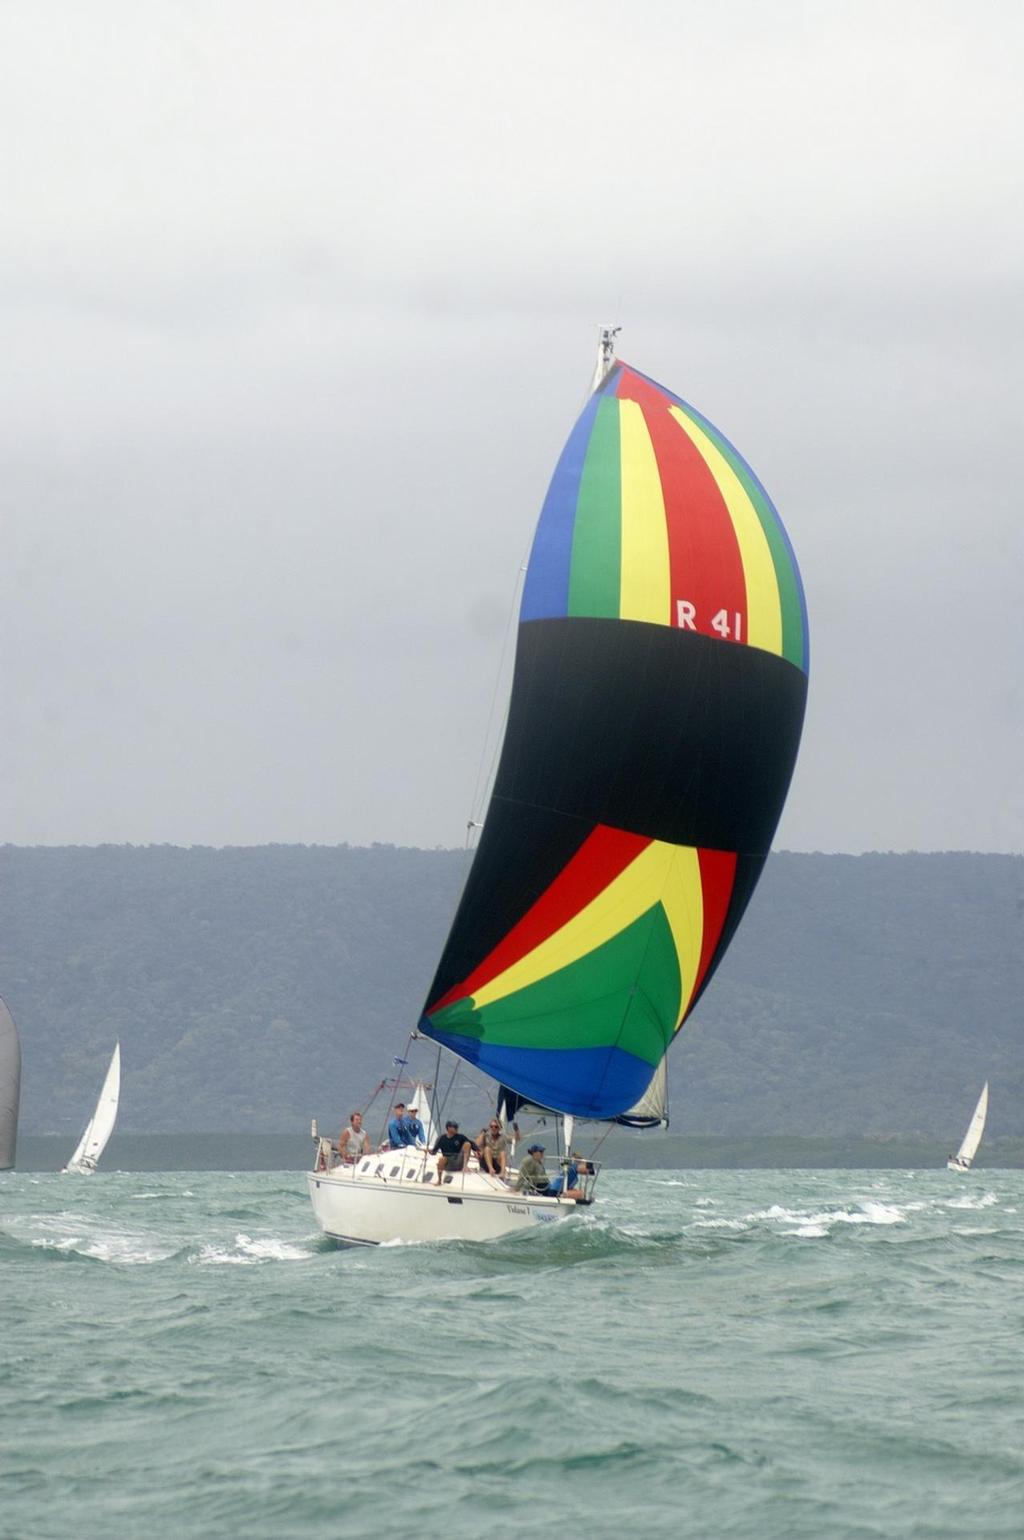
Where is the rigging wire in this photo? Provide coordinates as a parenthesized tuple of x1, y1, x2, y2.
(369, 1029, 416, 1151)
(465, 549, 529, 839)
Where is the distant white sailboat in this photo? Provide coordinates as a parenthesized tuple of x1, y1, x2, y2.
(946, 1081, 988, 1172)
(0, 997, 21, 1171)
(63, 1043, 121, 1175)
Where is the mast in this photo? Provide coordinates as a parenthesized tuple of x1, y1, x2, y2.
(589, 325, 621, 394)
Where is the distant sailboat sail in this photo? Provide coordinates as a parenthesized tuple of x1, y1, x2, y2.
(0, 997, 21, 1171)
(947, 1082, 988, 1172)
(64, 1043, 121, 1175)
(421, 359, 808, 1119)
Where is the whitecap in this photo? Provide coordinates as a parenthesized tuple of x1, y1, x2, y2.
(194, 1232, 310, 1265)
(31, 1231, 175, 1265)
(857, 1200, 904, 1225)
(747, 1201, 905, 1231)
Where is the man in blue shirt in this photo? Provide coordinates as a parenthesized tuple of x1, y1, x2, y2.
(387, 1102, 413, 1148)
(548, 1156, 584, 1198)
(402, 1104, 427, 1146)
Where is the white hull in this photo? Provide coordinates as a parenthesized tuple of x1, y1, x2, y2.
(307, 1147, 579, 1245)
(946, 1156, 973, 1173)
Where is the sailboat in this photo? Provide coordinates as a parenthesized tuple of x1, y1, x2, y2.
(63, 1042, 121, 1175)
(308, 330, 809, 1244)
(0, 997, 21, 1171)
(946, 1081, 988, 1172)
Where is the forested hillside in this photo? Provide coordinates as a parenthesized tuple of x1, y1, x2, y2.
(1, 846, 1021, 1137)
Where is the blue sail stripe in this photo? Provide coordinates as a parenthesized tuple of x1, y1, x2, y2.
(520, 393, 600, 622)
(422, 1021, 655, 1120)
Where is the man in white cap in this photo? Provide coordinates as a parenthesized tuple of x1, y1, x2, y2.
(403, 1103, 426, 1147)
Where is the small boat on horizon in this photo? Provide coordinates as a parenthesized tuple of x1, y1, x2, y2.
(0, 997, 21, 1172)
(947, 1081, 988, 1172)
(308, 329, 809, 1244)
(63, 1042, 121, 1175)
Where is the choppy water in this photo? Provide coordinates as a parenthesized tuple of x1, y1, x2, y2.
(2, 1169, 1022, 1539)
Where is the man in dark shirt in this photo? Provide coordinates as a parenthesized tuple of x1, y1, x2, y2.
(430, 1120, 477, 1184)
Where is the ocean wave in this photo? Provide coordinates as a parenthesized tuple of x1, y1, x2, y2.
(128, 1189, 196, 1201)
(29, 1231, 177, 1265)
(192, 1232, 312, 1265)
(4, 1168, 1024, 1540)
(680, 1197, 911, 1241)
(689, 1216, 748, 1231)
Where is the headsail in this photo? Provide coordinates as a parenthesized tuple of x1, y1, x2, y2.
(0, 997, 21, 1171)
(954, 1081, 988, 1167)
(615, 1056, 668, 1129)
(408, 1081, 437, 1147)
(64, 1043, 121, 1174)
(497, 1053, 667, 1130)
(421, 355, 808, 1118)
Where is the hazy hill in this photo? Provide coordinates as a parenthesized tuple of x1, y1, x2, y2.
(1, 846, 1020, 1138)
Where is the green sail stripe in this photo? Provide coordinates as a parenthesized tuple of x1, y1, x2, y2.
(429, 902, 679, 1067)
(678, 407, 806, 672)
(567, 396, 622, 618)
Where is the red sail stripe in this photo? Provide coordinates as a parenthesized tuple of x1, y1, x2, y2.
(428, 824, 652, 1012)
(615, 368, 748, 644)
(691, 847, 738, 1004)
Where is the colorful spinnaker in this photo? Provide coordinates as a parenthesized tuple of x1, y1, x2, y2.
(420, 352, 808, 1119)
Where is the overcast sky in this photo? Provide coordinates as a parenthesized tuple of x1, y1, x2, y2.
(2, 0, 1021, 854)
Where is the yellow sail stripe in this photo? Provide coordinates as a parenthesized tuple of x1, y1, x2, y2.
(472, 839, 678, 1010)
(618, 399, 671, 624)
(668, 406, 783, 656)
(658, 844, 705, 1030)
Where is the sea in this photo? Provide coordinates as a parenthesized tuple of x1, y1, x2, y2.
(2, 1164, 1022, 1539)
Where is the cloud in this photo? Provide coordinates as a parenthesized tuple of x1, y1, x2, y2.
(2, 1, 1021, 850)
